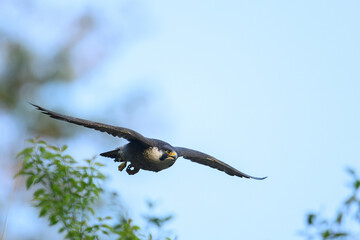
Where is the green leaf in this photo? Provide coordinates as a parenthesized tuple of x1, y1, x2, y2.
(49, 215, 59, 226)
(34, 188, 45, 198)
(93, 189, 100, 197)
(80, 181, 87, 190)
(16, 147, 34, 158)
(37, 140, 47, 145)
(26, 139, 36, 144)
(101, 224, 113, 230)
(322, 230, 330, 239)
(50, 184, 61, 194)
(61, 145, 68, 152)
(48, 145, 60, 151)
(26, 175, 36, 189)
(39, 146, 46, 154)
(345, 196, 356, 206)
(132, 226, 140, 231)
(307, 213, 316, 225)
(88, 207, 95, 216)
(336, 212, 343, 224)
(22, 159, 34, 170)
(64, 194, 71, 205)
(354, 180, 360, 190)
(64, 155, 74, 161)
(94, 162, 104, 167)
(334, 232, 348, 237)
(144, 215, 173, 228)
(39, 207, 48, 217)
(42, 151, 55, 160)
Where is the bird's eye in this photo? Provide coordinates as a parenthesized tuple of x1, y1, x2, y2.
(166, 150, 171, 154)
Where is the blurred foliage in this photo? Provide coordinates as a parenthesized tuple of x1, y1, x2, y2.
(0, 34, 76, 109)
(16, 139, 140, 239)
(0, 13, 93, 105)
(15, 139, 173, 240)
(0, 11, 95, 137)
(143, 201, 174, 240)
(302, 168, 360, 240)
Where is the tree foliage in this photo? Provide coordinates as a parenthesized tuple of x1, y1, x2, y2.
(15, 139, 172, 240)
(302, 169, 360, 240)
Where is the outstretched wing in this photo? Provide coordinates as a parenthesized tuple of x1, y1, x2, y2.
(175, 147, 267, 180)
(31, 103, 153, 146)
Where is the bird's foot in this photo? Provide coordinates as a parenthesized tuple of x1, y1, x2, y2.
(118, 161, 127, 171)
(126, 164, 140, 175)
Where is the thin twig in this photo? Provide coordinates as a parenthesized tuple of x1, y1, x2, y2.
(1, 162, 21, 240)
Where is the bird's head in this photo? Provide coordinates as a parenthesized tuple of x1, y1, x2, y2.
(146, 140, 178, 162)
(160, 146, 178, 161)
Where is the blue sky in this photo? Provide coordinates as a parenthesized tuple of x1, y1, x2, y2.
(77, 1, 360, 239)
(3, 0, 360, 239)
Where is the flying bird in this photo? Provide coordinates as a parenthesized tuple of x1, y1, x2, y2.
(31, 104, 266, 180)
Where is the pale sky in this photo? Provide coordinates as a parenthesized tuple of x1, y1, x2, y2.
(3, 0, 360, 239)
(82, 1, 360, 239)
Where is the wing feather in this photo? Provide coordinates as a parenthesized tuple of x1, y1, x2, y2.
(175, 147, 267, 180)
(31, 103, 152, 145)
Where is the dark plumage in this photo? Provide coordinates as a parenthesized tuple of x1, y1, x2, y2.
(31, 103, 267, 180)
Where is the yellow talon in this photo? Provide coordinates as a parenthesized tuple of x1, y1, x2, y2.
(118, 161, 127, 171)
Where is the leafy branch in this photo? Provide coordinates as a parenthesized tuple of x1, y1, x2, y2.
(302, 168, 360, 240)
(16, 139, 140, 240)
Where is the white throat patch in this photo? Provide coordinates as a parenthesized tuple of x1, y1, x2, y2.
(145, 147, 163, 161)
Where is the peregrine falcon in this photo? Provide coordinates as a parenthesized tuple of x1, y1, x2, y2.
(31, 104, 266, 180)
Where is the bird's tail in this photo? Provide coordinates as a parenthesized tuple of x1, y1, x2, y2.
(100, 149, 119, 159)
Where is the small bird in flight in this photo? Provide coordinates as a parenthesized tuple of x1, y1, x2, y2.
(31, 104, 266, 180)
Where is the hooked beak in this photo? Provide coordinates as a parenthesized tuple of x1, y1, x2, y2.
(168, 151, 178, 160)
